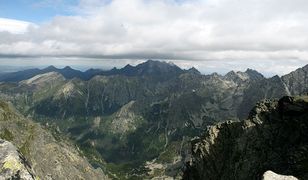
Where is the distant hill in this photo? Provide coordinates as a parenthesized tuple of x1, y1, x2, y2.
(0, 65, 84, 82)
(0, 60, 187, 82)
(0, 68, 42, 82)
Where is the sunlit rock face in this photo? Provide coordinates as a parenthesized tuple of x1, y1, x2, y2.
(0, 139, 35, 180)
(262, 171, 298, 180)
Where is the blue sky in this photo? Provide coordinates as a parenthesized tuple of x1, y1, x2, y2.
(0, 0, 78, 23)
(1, 0, 185, 23)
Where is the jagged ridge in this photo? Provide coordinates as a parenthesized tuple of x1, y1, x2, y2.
(184, 96, 308, 180)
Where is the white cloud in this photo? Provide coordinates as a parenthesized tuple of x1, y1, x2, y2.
(0, 18, 34, 34)
(1, 0, 308, 75)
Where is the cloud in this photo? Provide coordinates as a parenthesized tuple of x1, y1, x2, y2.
(0, 0, 308, 75)
(0, 18, 34, 34)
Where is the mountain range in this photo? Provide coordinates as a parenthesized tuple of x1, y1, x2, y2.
(0, 60, 185, 82)
(0, 60, 308, 179)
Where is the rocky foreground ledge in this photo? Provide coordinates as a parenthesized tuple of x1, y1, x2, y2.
(0, 139, 35, 180)
(183, 96, 308, 180)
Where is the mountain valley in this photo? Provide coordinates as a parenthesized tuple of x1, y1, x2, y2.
(0, 60, 307, 179)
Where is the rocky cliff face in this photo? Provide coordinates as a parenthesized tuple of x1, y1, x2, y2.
(282, 65, 308, 95)
(0, 100, 108, 180)
(184, 96, 308, 180)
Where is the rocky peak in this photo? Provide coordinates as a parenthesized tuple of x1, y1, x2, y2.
(209, 72, 222, 78)
(120, 64, 135, 75)
(300, 64, 308, 71)
(43, 65, 58, 71)
(136, 60, 183, 75)
(270, 75, 282, 82)
(63, 66, 73, 70)
(103, 60, 185, 79)
(187, 67, 201, 74)
(123, 64, 133, 69)
(224, 70, 249, 83)
(224, 69, 264, 83)
(245, 68, 264, 80)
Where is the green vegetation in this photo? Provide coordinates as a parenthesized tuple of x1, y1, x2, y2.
(157, 142, 180, 163)
(19, 125, 35, 157)
(0, 128, 14, 141)
(0, 101, 10, 112)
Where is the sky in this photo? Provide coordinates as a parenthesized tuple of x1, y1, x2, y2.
(1, 0, 308, 76)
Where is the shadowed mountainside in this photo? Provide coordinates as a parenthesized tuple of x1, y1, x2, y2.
(183, 96, 308, 180)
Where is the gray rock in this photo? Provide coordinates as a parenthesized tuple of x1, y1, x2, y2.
(0, 139, 35, 180)
(282, 64, 308, 95)
(262, 171, 298, 180)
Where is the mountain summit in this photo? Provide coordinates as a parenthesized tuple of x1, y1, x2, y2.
(92, 60, 185, 81)
(131, 60, 183, 77)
